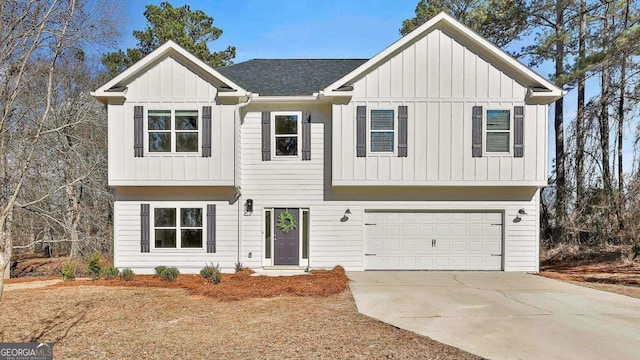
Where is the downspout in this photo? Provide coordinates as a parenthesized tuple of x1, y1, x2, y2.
(234, 93, 252, 266)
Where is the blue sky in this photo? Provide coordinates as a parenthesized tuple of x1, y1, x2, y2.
(122, 0, 418, 61)
(119, 1, 635, 176)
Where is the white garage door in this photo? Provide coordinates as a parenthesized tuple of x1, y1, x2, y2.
(364, 211, 503, 270)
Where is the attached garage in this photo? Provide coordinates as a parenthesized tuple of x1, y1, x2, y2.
(364, 211, 503, 270)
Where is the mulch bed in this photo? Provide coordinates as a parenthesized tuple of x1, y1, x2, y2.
(51, 266, 349, 301)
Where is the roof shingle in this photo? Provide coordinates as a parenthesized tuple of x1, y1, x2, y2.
(217, 59, 367, 96)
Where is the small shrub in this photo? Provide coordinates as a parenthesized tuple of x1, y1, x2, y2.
(87, 252, 102, 280)
(632, 243, 640, 260)
(61, 261, 76, 281)
(159, 267, 180, 281)
(234, 261, 244, 273)
(120, 268, 135, 281)
(154, 266, 167, 277)
(100, 266, 119, 280)
(200, 262, 222, 284)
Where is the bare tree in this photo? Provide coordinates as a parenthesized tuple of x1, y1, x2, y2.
(0, 0, 122, 301)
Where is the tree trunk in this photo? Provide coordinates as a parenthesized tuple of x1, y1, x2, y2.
(554, 0, 566, 242)
(67, 185, 81, 259)
(575, 0, 586, 208)
(615, 0, 631, 235)
(600, 3, 612, 199)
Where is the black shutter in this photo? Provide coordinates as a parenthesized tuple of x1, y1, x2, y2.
(398, 105, 408, 157)
(514, 106, 524, 158)
(140, 203, 150, 253)
(356, 106, 366, 157)
(302, 111, 311, 160)
(472, 106, 483, 158)
(134, 106, 144, 157)
(202, 106, 212, 157)
(261, 111, 271, 161)
(206, 204, 216, 253)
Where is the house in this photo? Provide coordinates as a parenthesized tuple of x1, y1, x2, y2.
(92, 13, 562, 274)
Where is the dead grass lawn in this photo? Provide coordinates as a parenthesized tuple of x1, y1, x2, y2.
(0, 286, 480, 359)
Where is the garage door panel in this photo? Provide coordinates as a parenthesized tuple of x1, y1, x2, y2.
(467, 226, 485, 236)
(402, 242, 416, 251)
(366, 242, 383, 252)
(486, 226, 501, 236)
(451, 241, 466, 251)
(364, 211, 503, 270)
(402, 226, 417, 236)
(467, 241, 484, 252)
(418, 226, 433, 236)
(452, 226, 467, 236)
(384, 226, 401, 236)
(485, 213, 502, 223)
(384, 242, 401, 251)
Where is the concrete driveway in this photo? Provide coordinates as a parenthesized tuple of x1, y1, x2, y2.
(348, 271, 640, 360)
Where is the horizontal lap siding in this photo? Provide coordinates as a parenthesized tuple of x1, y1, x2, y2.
(334, 28, 547, 185)
(114, 200, 238, 273)
(108, 56, 235, 186)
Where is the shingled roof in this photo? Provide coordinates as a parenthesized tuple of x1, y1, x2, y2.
(216, 59, 367, 96)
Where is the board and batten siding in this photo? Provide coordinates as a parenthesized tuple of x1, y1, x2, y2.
(107, 55, 235, 186)
(113, 200, 238, 273)
(332, 28, 548, 186)
(238, 104, 540, 272)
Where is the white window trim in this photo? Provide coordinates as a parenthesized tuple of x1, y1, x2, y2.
(483, 108, 513, 156)
(145, 109, 201, 155)
(151, 204, 206, 251)
(271, 111, 302, 159)
(367, 108, 397, 156)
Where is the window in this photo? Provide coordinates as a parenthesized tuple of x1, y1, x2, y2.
(154, 207, 203, 249)
(485, 110, 511, 153)
(302, 210, 309, 259)
(273, 112, 299, 156)
(265, 210, 271, 259)
(148, 110, 199, 153)
(370, 109, 395, 153)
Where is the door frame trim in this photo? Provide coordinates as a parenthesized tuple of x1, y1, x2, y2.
(263, 207, 310, 267)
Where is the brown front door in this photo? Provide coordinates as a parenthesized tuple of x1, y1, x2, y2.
(274, 208, 299, 265)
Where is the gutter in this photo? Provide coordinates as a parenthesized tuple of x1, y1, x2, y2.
(234, 93, 252, 266)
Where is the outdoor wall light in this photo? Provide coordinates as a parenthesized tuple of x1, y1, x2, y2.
(341, 208, 351, 223)
(245, 199, 253, 215)
(514, 208, 526, 223)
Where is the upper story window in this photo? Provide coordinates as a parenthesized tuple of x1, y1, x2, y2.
(148, 110, 199, 153)
(272, 112, 300, 157)
(370, 109, 395, 153)
(485, 110, 511, 153)
(153, 207, 203, 249)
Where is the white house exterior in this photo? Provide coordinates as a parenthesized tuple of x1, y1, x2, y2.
(92, 13, 563, 274)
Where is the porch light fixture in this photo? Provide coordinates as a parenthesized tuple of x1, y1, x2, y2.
(341, 208, 351, 223)
(245, 199, 253, 215)
(514, 208, 526, 223)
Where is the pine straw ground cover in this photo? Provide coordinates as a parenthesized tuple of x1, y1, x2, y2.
(52, 267, 349, 302)
(0, 275, 480, 359)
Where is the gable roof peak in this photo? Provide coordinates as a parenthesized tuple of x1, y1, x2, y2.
(323, 12, 563, 103)
(92, 40, 246, 102)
